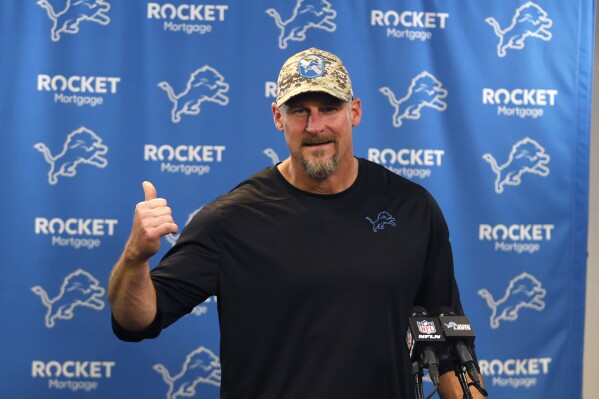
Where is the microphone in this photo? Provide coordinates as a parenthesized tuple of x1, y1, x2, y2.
(406, 306, 445, 386)
(437, 308, 481, 387)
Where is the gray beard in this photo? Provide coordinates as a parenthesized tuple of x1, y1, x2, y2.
(300, 151, 339, 180)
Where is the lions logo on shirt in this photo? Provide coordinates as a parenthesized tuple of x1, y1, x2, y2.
(365, 211, 396, 232)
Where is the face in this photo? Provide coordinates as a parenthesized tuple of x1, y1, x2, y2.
(272, 92, 362, 180)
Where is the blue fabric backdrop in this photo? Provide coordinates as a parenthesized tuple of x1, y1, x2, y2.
(0, 1, 593, 397)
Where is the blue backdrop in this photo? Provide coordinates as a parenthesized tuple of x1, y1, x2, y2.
(0, 1, 594, 397)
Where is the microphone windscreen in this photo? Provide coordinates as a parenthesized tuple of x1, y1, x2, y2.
(411, 306, 428, 316)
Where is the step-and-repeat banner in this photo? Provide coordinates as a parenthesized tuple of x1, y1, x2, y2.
(0, 1, 593, 397)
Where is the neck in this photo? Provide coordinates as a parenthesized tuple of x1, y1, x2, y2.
(278, 156, 359, 194)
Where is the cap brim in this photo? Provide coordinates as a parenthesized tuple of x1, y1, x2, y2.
(276, 86, 352, 107)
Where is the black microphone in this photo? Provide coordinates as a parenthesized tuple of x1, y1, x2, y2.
(438, 308, 481, 386)
(406, 306, 445, 386)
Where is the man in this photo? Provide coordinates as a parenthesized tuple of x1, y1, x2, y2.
(108, 48, 484, 398)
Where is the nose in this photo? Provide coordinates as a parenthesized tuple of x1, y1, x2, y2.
(306, 111, 325, 134)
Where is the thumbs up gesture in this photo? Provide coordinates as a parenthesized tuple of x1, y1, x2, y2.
(124, 181, 179, 264)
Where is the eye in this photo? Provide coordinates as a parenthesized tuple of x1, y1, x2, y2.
(321, 106, 339, 113)
(290, 107, 308, 116)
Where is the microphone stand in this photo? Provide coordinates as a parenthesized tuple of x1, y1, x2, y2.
(412, 359, 424, 399)
(454, 364, 474, 399)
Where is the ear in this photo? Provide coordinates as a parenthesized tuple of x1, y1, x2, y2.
(271, 103, 284, 131)
(350, 98, 362, 127)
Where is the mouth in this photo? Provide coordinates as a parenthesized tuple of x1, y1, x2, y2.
(302, 138, 336, 148)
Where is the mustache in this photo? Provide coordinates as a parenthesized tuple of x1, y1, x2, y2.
(301, 136, 337, 146)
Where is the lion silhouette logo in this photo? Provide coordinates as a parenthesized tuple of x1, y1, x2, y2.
(31, 269, 105, 328)
(153, 346, 221, 399)
(34, 126, 108, 185)
(37, 0, 111, 42)
(379, 71, 447, 128)
(482, 137, 550, 194)
(478, 272, 546, 329)
(158, 66, 230, 123)
(266, 0, 337, 49)
(485, 2, 553, 57)
(299, 54, 325, 78)
(365, 211, 396, 232)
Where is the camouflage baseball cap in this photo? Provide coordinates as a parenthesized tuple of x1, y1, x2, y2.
(275, 48, 353, 107)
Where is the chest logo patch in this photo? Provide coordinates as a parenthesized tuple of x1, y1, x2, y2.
(365, 211, 397, 232)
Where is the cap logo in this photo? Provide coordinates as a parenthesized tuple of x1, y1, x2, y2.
(276, 48, 352, 107)
(298, 54, 325, 78)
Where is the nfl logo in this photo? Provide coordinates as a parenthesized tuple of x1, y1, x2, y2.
(417, 320, 436, 334)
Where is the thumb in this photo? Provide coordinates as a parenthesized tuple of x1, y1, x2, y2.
(142, 181, 157, 201)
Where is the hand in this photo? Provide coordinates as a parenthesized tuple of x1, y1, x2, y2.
(124, 181, 178, 264)
(439, 371, 486, 399)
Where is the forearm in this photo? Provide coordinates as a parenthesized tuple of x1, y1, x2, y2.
(108, 181, 178, 331)
(108, 251, 157, 331)
(438, 370, 486, 399)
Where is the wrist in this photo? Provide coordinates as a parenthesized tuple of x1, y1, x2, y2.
(122, 242, 150, 267)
